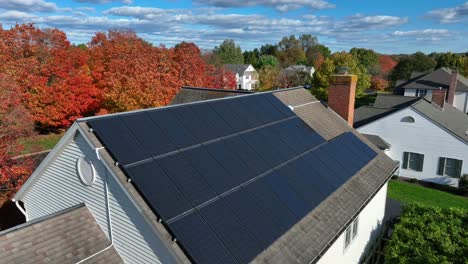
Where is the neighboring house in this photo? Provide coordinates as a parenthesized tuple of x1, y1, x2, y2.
(355, 93, 468, 187)
(8, 81, 397, 263)
(395, 67, 468, 113)
(224, 64, 258, 90)
(170, 86, 253, 105)
(284, 65, 315, 77)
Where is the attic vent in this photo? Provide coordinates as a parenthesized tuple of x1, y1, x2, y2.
(77, 156, 96, 186)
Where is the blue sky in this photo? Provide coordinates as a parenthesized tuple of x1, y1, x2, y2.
(0, 0, 467, 54)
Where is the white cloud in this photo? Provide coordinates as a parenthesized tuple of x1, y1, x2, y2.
(74, 0, 132, 4)
(0, 0, 59, 12)
(194, 0, 335, 12)
(392, 29, 451, 36)
(0, 10, 39, 20)
(426, 2, 468, 23)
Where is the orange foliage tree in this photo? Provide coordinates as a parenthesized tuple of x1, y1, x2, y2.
(378, 55, 398, 75)
(371, 76, 389, 91)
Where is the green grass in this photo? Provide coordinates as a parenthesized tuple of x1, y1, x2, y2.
(17, 133, 63, 155)
(388, 180, 468, 209)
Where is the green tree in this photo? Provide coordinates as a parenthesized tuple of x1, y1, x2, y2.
(243, 48, 260, 68)
(350, 48, 379, 74)
(213, 39, 244, 64)
(390, 52, 436, 83)
(277, 35, 306, 66)
(260, 44, 278, 57)
(435, 52, 462, 69)
(385, 204, 468, 264)
(258, 65, 280, 91)
(257, 55, 279, 69)
(313, 51, 371, 97)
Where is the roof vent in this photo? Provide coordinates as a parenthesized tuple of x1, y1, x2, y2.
(77, 156, 96, 186)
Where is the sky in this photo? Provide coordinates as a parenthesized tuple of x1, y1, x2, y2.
(0, 0, 467, 54)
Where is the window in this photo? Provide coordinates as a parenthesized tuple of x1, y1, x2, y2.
(344, 217, 359, 250)
(438, 157, 463, 178)
(416, 89, 427, 97)
(401, 116, 415, 123)
(402, 152, 424, 172)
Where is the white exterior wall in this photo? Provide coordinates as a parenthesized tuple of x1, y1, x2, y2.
(21, 132, 177, 264)
(237, 65, 258, 90)
(453, 91, 468, 113)
(403, 88, 416, 97)
(317, 183, 388, 264)
(358, 108, 468, 186)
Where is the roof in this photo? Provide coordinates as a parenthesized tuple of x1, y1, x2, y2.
(354, 94, 468, 144)
(0, 204, 123, 264)
(224, 64, 253, 75)
(284, 65, 314, 72)
(80, 87, 397, 264)
(398, 67, 468, 91)
(362, 134, 391, 150)
(170, 86, 252, 105)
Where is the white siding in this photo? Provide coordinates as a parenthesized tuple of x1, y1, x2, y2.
(358, 108, 468, 186)
(453, 91, 468, 113)
(403, 88, 416, 97)
(22, 132, 177, 264)
(239, 65, 258, 90)
(317, 183, 388, 264)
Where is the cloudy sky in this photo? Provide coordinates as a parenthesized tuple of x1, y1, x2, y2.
(0, 0, 467, 54)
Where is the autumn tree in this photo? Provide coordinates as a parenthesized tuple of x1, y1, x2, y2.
(277, 35, 306, 66)
(173, 42, 210, 87)
(258, 65, 280, 91)
(378, 55, 397, 75)
(213, 39, 244, 64)
(206, 67, 237, 89)
(371, 76, 389, 91)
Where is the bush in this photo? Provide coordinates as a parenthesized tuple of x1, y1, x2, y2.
(385, 203, 468, 264)
(391, 175, 399, 180)
(459, 174, 468, 195)
(409, 178, 418, 183)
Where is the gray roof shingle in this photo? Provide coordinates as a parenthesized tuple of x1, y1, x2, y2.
(0, 204, 123, 264)
(362, 134, 391, 150)
(398, 67, 468, 91)
(170, 86, 252, 105)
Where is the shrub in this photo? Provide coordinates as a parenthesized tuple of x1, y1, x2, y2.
(459, 174, 468, 195)
(409, 178, 418, 183)
(391, 175, 399, 180)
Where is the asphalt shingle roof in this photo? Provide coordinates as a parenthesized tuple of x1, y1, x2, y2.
(170, 86, 252, 105)
(362, 134, 391, 150)
(79, 87, 397, 264)
(0, 204, 123, 264)
(398, 67, 468, 91)
(224, 64, 253, 75)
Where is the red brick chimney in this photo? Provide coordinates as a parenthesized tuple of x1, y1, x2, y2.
(431, 88, 446, 109)
(328, 74, 357, 127)
(448, 70, 458, 105)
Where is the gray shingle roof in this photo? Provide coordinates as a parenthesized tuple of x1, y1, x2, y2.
(72, 88, 396, 264)
(398, 67, 468, 91)
(224, 64, 253, 75)
(0, 204, 123, 264)
(170, 86, 252, 105)
(362, 134, 391, 150)
(355, 94, 468, 144)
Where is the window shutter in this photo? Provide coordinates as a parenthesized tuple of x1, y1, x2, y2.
(455, 160, 463, 178)
(417, 154, 424, 172)
(402, 152, 409, 169)
(437, 158, 445, 176)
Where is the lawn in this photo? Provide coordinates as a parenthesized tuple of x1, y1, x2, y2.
(388, 180, 468, 209)
(17, 133, 63, 155)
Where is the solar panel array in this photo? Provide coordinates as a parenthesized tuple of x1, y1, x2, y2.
(88, 93, 377, 264)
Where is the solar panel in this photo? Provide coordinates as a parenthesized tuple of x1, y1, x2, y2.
(89, 117, 149, 165)
(169, 212, 238, 264)
(208, 99, 254, 132)
(269, 118, 325, 154)
(146, 109, 198, 149)
(262, 171, 311, 218)
(156, 152, 216, 207)
(313, 145, 350, 182)
(264, 93, 295, 118)
(125, 160, 192, 221)
(300, 152, 344, 189)
(190, 103, 233, 139)
(237, 95, 283, 125)
(120, 113, 177, 157)
(223, 188, 282, 249)
(183, 146, 238, 194)
(199, 198, 263, 263)
(222, 135, 270, 175)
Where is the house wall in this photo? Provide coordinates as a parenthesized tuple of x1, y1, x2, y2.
(240, 65, 258, 90)
(453, 91, 468, 113)
(20, 131, 178, 264)
(403, 88, 417, 97)
(358, 108, 468, 186)
(317, 183, 388, 264)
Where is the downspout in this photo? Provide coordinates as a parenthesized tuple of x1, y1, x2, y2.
(15, 200, 28, 222)
(76, 147, 113, 264)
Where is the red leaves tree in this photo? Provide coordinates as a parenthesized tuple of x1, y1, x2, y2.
(0, 74, 34, 191)
(378, 55, 398, 75)
(206, 67, 237, 89)
(371, 76, 389, 91)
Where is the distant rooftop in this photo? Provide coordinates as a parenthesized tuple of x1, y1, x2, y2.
(397, 67, 468, 91)
(170, 86, 253, 105)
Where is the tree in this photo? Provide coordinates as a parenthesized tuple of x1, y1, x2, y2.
(385, 204, 468, 264)
(390, 52, 436, 83)
(435, 52, 462, 69)
(0, 73, 34, 191)
(258, 65, 280, 91)
(277, 35, 306, 66)
(243, 49, 260, 68)
(173, 42, 210, 87)
(350, 48, 379, 70)
(257, 55, 279, 69)
(206, 67, 237, 89)
(213, 39, 243, 64)
(378, 55, 397, 75)
(313, 52, 371, 97)
(371, 76, 389, 91)
(260, 44, 278, 57)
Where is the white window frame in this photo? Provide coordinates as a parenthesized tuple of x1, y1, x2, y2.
(403, 152, 424, 172)
(438, 157, 463, 178)
(344, 216, 359, 251)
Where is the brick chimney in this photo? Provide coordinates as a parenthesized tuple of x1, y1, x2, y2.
(328, 74, 357, 127)
(447, 70, 458, 105)
(431, 88, 446, 109)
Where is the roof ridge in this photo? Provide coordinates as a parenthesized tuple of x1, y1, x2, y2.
(180, 86, 253, 93)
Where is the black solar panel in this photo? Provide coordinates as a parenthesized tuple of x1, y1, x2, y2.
(88, 92, 378, 264)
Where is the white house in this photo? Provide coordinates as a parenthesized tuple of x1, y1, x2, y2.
(4, 85, 397, 264)
(396, 67, 468, 113)
(355, 94, 468, 187)
(224, 64, 258, 90)
(284, 65, 315, 77)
